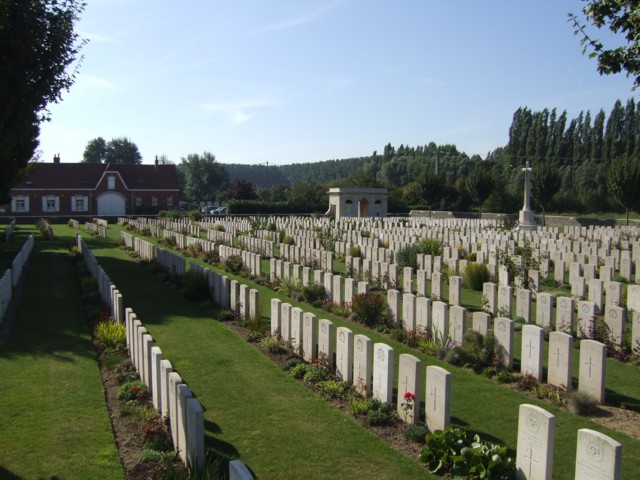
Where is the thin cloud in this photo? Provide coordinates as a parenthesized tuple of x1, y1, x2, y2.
(201, 99, 280, 125)
(77, 74, 118, 90)
(249, 0, 345, 34)
(78, 30, 119, 43)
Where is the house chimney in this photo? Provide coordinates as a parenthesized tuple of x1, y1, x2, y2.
(154, 155, 159, 170)
(53, 154, 61, 164)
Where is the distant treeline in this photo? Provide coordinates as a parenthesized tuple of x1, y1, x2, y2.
(219, 98, 640, 215)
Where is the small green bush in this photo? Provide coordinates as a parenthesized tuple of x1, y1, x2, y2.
(568, 390, 598, 416)
(80, 276, 98, 293)
(463, 262, 490, 291)
(301, 283, 326, 304)
(224, 255, 245, 275)
(419, 426, 515, 479)
(351, 292, 385, 327)
(94, 320, 126, 352)
(289, 363, 310, 380)
(404, 425, 429, 443)
(417, 237, 442, 256)
(260, 334, 290, 354)
(365, 409, 395, 426)
(316, 380, 350, 400)
(140, 449, 164, 463)
(395, 244, 420, 270)
(348, 245, 361, 257)
(283, 357, 303, 371)
(246, 331, 264, 343)
(303, 364, 332, 385)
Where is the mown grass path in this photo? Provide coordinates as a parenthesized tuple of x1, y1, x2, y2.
(86, 230, 430, 479)
(0, 227, 123, 479)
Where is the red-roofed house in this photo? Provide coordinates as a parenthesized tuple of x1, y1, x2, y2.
(6, 159, 180, 217)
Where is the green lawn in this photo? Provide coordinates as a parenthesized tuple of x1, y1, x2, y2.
(86, 228, 430, 480)
(97, 223, 640, 479)
(0, 226, 123, 479)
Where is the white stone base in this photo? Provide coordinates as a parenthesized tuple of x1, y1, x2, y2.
(518, 209, 537, 231)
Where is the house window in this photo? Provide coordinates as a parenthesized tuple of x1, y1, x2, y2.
(72, 195, 88, 212)
(167, 196, 173, 207)
(107, 176, 116, 189)
(374, 199, 382, 205)
(11, 195, 28, 213)
(345, 199, 353, 204)
(42, 195, 59, 213)
(135, 197, 142, 207)
(152, 196, 158, 207)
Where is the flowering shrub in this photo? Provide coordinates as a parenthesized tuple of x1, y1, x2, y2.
(351, 293, 385, 327)
(117, 381, 147, 401)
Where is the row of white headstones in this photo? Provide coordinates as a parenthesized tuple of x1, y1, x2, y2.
(77, 235, 254, 480)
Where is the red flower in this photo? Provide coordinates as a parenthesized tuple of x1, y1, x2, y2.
(403, 391, 415, 401)
(131, 386, 138, 391)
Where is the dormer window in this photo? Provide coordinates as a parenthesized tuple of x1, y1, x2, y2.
(107, 175, 116, 189)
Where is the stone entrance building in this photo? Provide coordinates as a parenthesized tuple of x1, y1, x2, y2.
(326, 188, 388, 219)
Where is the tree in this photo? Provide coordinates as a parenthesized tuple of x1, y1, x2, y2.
(606, 156, 640, 224)
(530, 159, 562, 226)
(0, 0, 85, 202)
(412, 166, 446, 214)
(179, 151, 228, 202)
(569, 1, 640, 88)
(105, 137, 142, 164)
(464, 164, 495, 214)
(226, 179, 257, 201)
(82, 137, 107, 163)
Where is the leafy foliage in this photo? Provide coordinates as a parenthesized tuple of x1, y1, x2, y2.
(569, 0, 640, 88)
(351, 293, 386, 327)
(94, 320, 126, 352)
(419, 426, 515, 479)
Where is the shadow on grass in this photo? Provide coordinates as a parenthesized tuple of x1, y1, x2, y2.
(0, 245, 97, 363)
(0, 466, 22, 479)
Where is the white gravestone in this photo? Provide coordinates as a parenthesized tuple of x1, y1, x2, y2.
(449, 305, 467, 345)
(516, 404, 555, 480)
(270, 298, 281, 335)
(604, 305, 625, 346)
(336, 327, 353, 383)
(432, 301, 449, 341)
(575, 429, 622, 480)
(521, 325, 544, 382)
(493, 317, 514, 369)
(372, 343, 394, 404)
(483, 282, 497, 315)
(556, 296, 574, 334)
(579, 340, 606, 403)
(402, 293, 416, 332)
(472, 311, 492, 336)
(449, 275, 462, 306)
(318, 319, 335, 369)
(302, 312, 318, 363)
(416, 296, 431, 336)
(536, 293, 553, 329)
(353, 334, 373, 396)
(547, 331, 573, 388)
(425, 365, 451, 432)
(397, 354, 422, 425)
(498, 285, 513, 318)
(280, 303, 292, 342)
(577, 301, 597, 338)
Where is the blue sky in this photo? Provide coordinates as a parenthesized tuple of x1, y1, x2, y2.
(39, 0, 636, 166)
